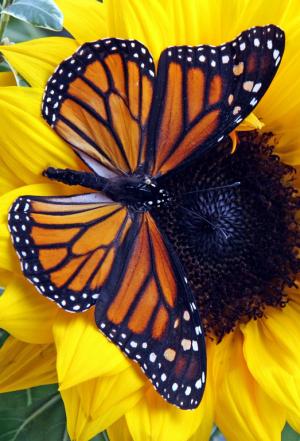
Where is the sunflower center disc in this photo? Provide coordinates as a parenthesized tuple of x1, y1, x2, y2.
(153, 132, 300, 339)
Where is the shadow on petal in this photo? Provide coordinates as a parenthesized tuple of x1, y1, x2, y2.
(1, 37, 78, 88)
(61, 367, 145, 441)
(212, 330, 285, 441)
(125, 376, 212, 441)
(0, 336, 57, 392)
(242, 303, 300, 421)
(0, 276, 58, 344)
(56, 0, 107, 44)
(0, 88, 82, 183)
(54, 308, 131, 389)
(108, 417, 133, 441)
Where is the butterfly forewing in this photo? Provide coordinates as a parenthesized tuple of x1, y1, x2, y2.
(8, 194, 132, 312)
(42, 38, 155, 175)
(149, 25, 285, 175)
(95, 213, 206, 409)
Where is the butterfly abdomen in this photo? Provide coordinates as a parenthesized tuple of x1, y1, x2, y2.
(44, 167, 109, 190)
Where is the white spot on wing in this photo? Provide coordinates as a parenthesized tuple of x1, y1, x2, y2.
(149, 353, 157, 362)
(183, 310, 190, 321)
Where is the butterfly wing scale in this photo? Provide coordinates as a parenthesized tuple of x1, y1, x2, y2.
(95, 213, 206, 409)
(42, 38, 155, 175)
(148, 25, 285, 175)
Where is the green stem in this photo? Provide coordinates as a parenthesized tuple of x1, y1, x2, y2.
(63, 428, 70, 441)
(0, 0, 13, 42)
(3, 57, 22, 85)
(26, 388, 33, 406)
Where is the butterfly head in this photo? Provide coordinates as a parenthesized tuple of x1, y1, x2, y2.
(104, 174, 171, 211)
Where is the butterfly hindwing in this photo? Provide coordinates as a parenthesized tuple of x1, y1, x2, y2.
(42, 38, 155, 175)
(95, 213, 206, 409)
(148, 24, 285, 175)
(9, 193, 206, 408)
(8, 193, 133, 312)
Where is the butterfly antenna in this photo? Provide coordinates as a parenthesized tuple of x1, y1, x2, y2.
(183, 181, 241, 196)
(179, 205, 229, 240)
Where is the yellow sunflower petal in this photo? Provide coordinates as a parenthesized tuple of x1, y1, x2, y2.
(287, 411, 300, 434)
(188, 341, 214, 441)
(0, 268, 13, 287)
(95, 0, 297, 62)
(0, 223, 17, 272)
(0, 71, 16, 86)
(0, 156, 24, 194)
(256, 16, 300, 164)
(237, 113, 265, 132)
(1, 37, 78, 88)
(108, 417, 133, 441)
(125, 376, 212, 441)
(242, 303, 300, 420)
(100, 0, 170, 62)
(0, 277, 58, 343)
(56, 0, 107, 44)
(212, 330, 285, 441)
(62, 369, 145, 441)
(53, 308, 131, 389)
(0, 87, 82, 183)
(0, 336, 57, 392)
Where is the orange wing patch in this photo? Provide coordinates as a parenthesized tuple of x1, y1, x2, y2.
(68, 78, 107, 119)
(209, 74, 222, 105)
(152, 305, 169, 339)
(158, 109, 220, 174)
(155, 63, 183, 173)
(39, 248, 67, 270)
(187, 68, 205, 123)
(84, 60, 109, 92)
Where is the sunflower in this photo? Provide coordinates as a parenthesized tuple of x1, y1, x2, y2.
(0, 1, 300, 440)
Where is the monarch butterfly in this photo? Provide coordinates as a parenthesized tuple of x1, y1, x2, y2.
(8, 25, 284, 409)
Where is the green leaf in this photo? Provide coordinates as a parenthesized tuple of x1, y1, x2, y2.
(282, 424, 300, 441)
(210, 427, 226, 441)
(6, 16, 62, 42)
(0, 329, 9, 347)
(2, 0, 63, 31)
(0, 384, 110, 441)
(0, 385, 65, 441)
(91, 433, 110, 441)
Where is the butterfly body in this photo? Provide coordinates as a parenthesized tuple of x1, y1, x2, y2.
(8, 25, 285, 409)
(45, 166, 169, 211)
